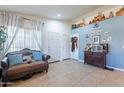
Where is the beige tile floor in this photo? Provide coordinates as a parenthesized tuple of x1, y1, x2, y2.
(1, 59, 124, 87)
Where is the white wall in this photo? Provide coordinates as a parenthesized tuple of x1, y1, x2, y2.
(44, 20, 71, 34)
(73, 5, 123, 25)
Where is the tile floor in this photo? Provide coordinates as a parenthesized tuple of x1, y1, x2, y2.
(1, 59, 124, 87)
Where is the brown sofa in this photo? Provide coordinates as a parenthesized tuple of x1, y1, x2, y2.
(1, 49, 50, 87)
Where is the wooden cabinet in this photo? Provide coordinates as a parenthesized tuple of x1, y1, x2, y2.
(84, 51, 106, 68)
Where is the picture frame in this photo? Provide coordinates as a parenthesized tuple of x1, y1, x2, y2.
(92, 44, 103, 52)
(93, 35, 100, 44)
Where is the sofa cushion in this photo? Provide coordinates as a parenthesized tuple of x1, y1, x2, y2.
(8, 54, 23, 66)
(32, 51, 43, 61)
(7, 63, 31, 76)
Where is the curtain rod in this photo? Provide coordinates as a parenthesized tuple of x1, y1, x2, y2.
(22, 17, 44, 23)
(23, 17, 31, 21)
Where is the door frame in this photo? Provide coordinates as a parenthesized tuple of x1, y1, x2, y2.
(62, 33, 70, 60)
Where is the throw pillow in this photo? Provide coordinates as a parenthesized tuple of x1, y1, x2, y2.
(8, 54, 23, 66)
(23, 55, 32, 61)
(32, 51, 43, 61)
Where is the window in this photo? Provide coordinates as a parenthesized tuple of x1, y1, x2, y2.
(7, 20, 42, 52)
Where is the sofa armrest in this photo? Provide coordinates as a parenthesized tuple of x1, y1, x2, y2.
(1, 60, 9, 70)
(42, 55, 50, 63)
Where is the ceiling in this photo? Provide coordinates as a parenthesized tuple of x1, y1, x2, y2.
(0, 5, 103, 21)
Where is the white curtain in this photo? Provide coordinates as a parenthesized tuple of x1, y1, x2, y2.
(7, 18, 43, 52)
(0, 11, 22, 62)
(23, 19, 40, 50)
(31, 20, 43, 51)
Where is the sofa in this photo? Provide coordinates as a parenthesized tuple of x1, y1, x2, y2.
(1, 48, 50, 87)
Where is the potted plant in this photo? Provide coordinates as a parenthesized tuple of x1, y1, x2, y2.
(0, 25, 8, 53)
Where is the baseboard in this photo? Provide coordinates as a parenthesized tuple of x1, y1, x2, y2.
(70, 58, 79, 61)
(70, 58, 84, 63)
(48, 60, 60, 64)
(62, 58, 71, 61)
(106, 65, 124, 72)
(78, 59, 84, 63)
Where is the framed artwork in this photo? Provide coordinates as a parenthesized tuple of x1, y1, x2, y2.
(102, 37, 107, 43)
(93, 35, 100, 44)
(92, 45, 103, 52)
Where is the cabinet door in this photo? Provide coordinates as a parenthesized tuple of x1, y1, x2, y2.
(84, 52, 92, 64)
(93, 53, 105, 68)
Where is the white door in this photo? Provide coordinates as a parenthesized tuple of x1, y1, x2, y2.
(48, 32, 61, 61)
(70, 33, 79, 60)
(62, 34, 70, 60)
